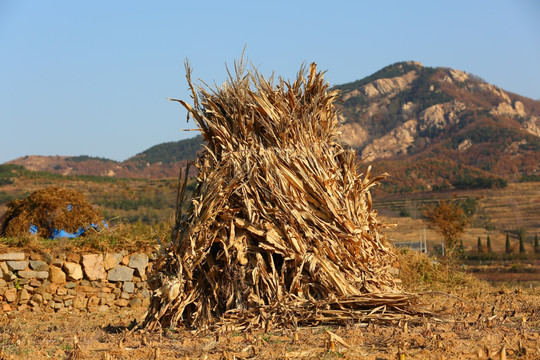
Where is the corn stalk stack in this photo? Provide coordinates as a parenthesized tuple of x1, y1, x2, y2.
(142, 60, 424, 332)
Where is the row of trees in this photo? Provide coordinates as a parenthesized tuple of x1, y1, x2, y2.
(423, 198, 539, 258)
(477, 233, 539, 254)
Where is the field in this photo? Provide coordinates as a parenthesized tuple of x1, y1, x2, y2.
(1, 167, 540, 359)
(1, 252, 539, 359)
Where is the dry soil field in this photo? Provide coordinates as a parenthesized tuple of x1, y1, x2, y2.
(1, 254, 539, 360)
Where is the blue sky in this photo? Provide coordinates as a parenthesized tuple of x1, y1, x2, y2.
(1, 0, 539, 164)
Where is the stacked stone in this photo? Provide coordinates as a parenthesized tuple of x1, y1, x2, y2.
(0, 251, 154, 313)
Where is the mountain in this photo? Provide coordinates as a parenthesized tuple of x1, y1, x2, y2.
(5, 62, 540, 191)
(334, 61, 540, 192)
(126, 135, 203, 165)
(6, 136, 203, 179)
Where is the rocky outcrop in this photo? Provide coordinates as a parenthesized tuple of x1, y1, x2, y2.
(0, 251, 155, 313)
(458, 139, 473, 151)
(523, 116, 540, 137)
(418, 100, 466, 132)
(361, 120, 418, 159)
(361, 71, 418, 99)
(490, 100, 527, 118)
(440, 69, 469, 84)
(338, 122, 369, 149)
(470, 83, 512, 104)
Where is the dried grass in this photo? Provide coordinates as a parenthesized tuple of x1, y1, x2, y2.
(142, 60, 427, 332)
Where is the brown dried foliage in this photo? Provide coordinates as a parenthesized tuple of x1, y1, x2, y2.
(0, 186, 104, 238)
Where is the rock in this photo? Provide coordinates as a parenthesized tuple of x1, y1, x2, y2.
(7, 260, 28, 271)
(31, 293, 43, 303)
(56, 287, 68, 296)
(51, 258, 64, 267)
(29, 260, 49, 271)
(0, 262, 12, 281)
(98, 305, 109, 312)
(361, 70, 418, 98)
(82, 254, 107, 281)
(122, 282, 135, 293)
(115, 299, 129, 307)
(458, 139, 472, 151)
(65, 282, 76, 289)
(338, 122, 369, 149)
(128, 253, 149, 276)
(2, 304, 11, 312)
(90, 281, 104, 288)
(0, 252, 25, 261)
(29, 279, 42, 287)
(448, 69, 469, 83)
(103, 253, 123, 270)
(52, 302, 64, 310)
(87, 296, 100, 307)
(74, 285, 98, 295)
(73, 296, 87, 309)
(140, 289, 150, 298)
(107, 266, 134, 282)
(19, 289, 30, 302)
(48, 266, 66, 284)
(64, 299, 73, 307)
(18, 270, 39, 279)
(129, 298, 142, 308)
(63, 262, 83, 281)
(4, 288, 17, 302)
(42, 253, 53, 264)
(18, 304, 28, 312)
(361, 119, 418, 160)
(35, 271, 49, 279)
(523, 116, 540, 137)
(65, 253, 81, 263)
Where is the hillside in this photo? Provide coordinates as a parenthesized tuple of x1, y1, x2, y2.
(4, 62, 540, 192)
(335, 61, 540, 192)
(6, 136, 202, 180)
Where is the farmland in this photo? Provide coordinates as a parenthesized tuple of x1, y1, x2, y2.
(1, 164, 540, 358)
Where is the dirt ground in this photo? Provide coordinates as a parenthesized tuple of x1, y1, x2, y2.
(0, 282, 539, 360)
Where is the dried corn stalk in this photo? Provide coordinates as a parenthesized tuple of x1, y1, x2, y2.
(143, 60, 421, 332)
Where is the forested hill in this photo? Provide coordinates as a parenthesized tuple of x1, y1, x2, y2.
(6, 61, 540, 191)
(334, 61, 540, 192)
(127, 135, 203, 164)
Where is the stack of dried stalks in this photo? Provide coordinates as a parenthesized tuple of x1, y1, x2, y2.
(1, 186, 104, 238)
(143, 61, 423, 332)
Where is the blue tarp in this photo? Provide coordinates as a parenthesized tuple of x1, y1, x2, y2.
(28, 203, 108, 239)
(47, 221, 108, 239)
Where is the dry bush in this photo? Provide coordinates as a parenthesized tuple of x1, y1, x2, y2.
(396, 248, 488, 296)
(1, 186, 104, 238)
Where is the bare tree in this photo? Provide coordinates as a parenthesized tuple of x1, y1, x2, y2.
(423, 199, 467, 258)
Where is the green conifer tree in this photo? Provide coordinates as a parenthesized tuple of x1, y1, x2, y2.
(505, 233, 511, 254)
(519, 232, 526, 254)
(535, 234, 539, 254)
(477, 237, 483, 253)
(487, 235, 492, 252)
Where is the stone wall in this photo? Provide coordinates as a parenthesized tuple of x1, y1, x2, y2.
(0, 250, 156, 313)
